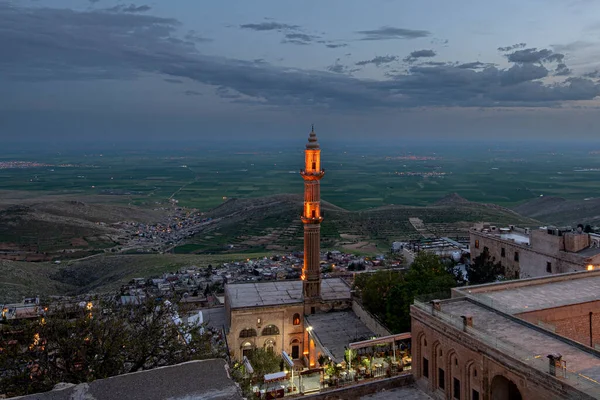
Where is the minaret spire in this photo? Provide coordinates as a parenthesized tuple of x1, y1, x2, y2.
(300, 125, 325, 313)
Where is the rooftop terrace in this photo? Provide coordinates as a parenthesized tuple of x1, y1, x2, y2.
(456, 270, 600, 314)
(225, 278, 351, 309)
(306, 311, 374, 362)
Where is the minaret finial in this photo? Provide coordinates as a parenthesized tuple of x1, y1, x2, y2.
(311, 123, 314, 132)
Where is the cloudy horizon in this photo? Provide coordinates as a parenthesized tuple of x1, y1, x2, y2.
(3, 0, 600, 143)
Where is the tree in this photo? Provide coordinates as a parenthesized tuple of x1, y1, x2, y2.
(246, 348, 281, 382)
(0, 297, 222, 397)
(466, 247, 504, 284)
(385, 252, 457, 333)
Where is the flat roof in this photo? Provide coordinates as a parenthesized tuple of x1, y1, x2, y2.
(15, 359, 242, 400)
(461, 273, 600, 314)
(306, 311, 374, 362)
(226, 278, 350, 309)
(437, 299, 600, 395)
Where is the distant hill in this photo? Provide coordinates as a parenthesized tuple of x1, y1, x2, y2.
(178, 193, 539, 254)
(513, 196, 600, 226)
(0, 201, 166, 261)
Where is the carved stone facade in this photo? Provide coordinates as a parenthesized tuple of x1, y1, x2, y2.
(226, 302, 305, 363)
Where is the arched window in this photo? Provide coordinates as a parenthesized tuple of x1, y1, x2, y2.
(265, 339, 276, 352)
(293, 313, 301, 326)
(262, 325, 280, 336)
(239, 328, 257, 338)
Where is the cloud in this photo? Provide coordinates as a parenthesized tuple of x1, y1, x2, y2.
(356, 55, 398, 67)
(240, 22, 299, 31)
(506, 48, 564, 63)
(164, 78, 183, 84)
(355, 26, 430, 41)
(184, 30, 212, 43)
(325, 43, 348, 49)
(497, 43, 526, 52)
(282, 32, 319, 45)
(184, 90, 202, 96)
(2, 3, 599, 111)
(107, 4, 151, 13)
(552, 41, 596, 52)
(500, 64, 548, 85)
(555, 63, 572, 76)
(403, 49, 436, 62)
(584, 70, 600, 79)
(457, 61, 495, 69)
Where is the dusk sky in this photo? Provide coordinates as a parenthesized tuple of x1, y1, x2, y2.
(4, 0, 600, 143)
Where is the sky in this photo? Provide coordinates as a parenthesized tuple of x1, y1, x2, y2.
(3, 0, 600, 143)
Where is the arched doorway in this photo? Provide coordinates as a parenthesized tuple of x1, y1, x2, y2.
(291, 338, 301, 359)
(491, 375, 522, 400)
(241, 342, 254, 359)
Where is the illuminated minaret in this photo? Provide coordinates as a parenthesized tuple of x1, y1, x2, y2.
(301, 125, 324, 309)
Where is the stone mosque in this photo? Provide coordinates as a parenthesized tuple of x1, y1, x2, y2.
(224, 127, 360, 366)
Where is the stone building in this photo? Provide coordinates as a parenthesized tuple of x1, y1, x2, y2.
(411, 269, 600, 400)
(224, 278, 352, 362)
(470, 223, 600, 279)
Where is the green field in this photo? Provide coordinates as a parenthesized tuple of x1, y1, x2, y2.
(2, 141, 600, 212)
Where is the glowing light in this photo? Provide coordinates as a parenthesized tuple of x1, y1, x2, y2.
(306, 326, 313, 332)
(588, 265, 594, 271)
(86, 302, 93, 311)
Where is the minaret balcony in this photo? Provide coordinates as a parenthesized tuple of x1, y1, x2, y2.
(301, 215, 323, 224)
(300, 169, 325, 180)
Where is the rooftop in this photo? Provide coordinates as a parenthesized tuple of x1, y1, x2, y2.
(427, 298, 600, 396)
(15, 359, 242, 400)
(306, 311, 375, 362)
(456, 270, 600, 313)
(225, 278, 351, 309)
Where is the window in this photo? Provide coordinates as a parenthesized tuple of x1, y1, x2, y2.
(514, 251, 519, 262)
(546, 262, 552, 273)
(501, 247, 505, 257)
(438, 368, 445, 390)
(311, 307, 315, 314)
(422, 358, 429, 378)
(312, 162, 316, 169)
(439, 349, 443, 357)
(292, 313, 301, 326)
(455, 358, 458, 366)
(239, 328, 257, 338)
(474, 240, 479, 249)
(312, 210, 316, 218)
(473, 369, 477, 377)
(472, 389, 480, 400)
(261, 325, 280, 336)
(453, 377, 461, 399)
(483, 246, 489, 253)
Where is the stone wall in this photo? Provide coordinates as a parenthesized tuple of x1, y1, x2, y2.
(410, 305, 595, 400)
(517, 300, 600, 348)
(469, 230, 587, 279)
(352, 299, 392, 338)
(302, 374, 414, 400)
